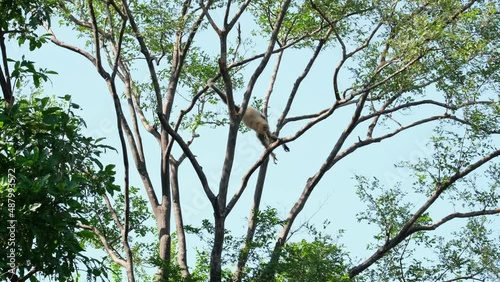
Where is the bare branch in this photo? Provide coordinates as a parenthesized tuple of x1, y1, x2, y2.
(366, 92, 406, 138)
(283, 108, 331, 124)
(59, 4, 113, 40)
(226, 0, 252, 31)
(232, 158, 271, 282)
(115, 94, 135, 281)
(121, 0, 162, 114)
(110, 13, 127, 80)
(242, 0, 299, 113)
(77, 223, 127, 267)
(178, 132, 200, 164)
(46, 6, 160, 214)
(157, 112, 217, 206)
(359, 99, 496, 134)
(409, 208, 500, 234)
(17, 266, 38, 282)
(132, 92, 161, 141)
(362, 52, 428, 95)
(282, 96, 381, 124)
(309, 0, 380, 100)
(199, 0, 221, 35)
(336, 115, 449, 165)
(121, 83, 148, 163)
(43, 23, 97, 64)
(227, 26, 325, 71)
(179, 0, 210, 76)
(223, 140, 281, 217)
(167, 86, 210, 158)
(263, 90, 373, 277)
(349, 148, 500, 277)
(446, 115, 500, 135)
(443, 273, 484, 282)
(103, 193, 124, 231)
(263, 50, 284, 118)
(88, 0, 109, 79)
(276, 30, 332, 131)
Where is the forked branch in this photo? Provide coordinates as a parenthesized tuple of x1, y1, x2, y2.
(349, 149, 500, 277)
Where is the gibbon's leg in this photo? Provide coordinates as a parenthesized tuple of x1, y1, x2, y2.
(257, 132, 278, 164)
(282, 142, 290, 152)
(264, 132, 274, 145)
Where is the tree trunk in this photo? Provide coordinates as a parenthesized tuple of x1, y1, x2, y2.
(156, 133, 171, 282)
(155, 206, 171, 282)
(210, 215, 226, 282)
(170, 162, 190, 278)
(233, 159, 269, 281)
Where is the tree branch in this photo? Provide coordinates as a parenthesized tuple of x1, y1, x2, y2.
(227, 0, 252, 31)
(232, 159, 271, 282)
(120, 0, 162, 114)
(43, 24, 97, 65)
(262, 49, 283, 118)
(227, 26, 325, 71)
(88, 0, 109, 79)
(157, 112, 217, 207)
(0, 31, 13, 106)
(103, 193, 124, 231)
(349, 149, 500, 277)
(409, 208, 500, 234)
(199, 0, 221, 35)
(77, 223, 127, 267)
(335, 115, 447, 165)
(170, 161, 191, 278)
(88, 2, 135, 279)
(276, 30, 332, 131)
(17, 266, 38, 282)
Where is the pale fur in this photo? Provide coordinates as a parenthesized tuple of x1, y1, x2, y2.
(207, 80, 289, 163)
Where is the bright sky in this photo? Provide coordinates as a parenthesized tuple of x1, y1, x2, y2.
(6, 10, 469, 276)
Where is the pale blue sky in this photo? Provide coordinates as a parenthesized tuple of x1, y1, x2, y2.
(6, 11, 470, 275)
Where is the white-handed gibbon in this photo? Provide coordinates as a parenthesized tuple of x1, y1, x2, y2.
(207, 80, 290, 163)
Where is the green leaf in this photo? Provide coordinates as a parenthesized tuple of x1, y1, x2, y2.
(0, 113, 10, 122)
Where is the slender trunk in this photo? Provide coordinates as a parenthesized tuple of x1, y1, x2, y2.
(232, 160, 269, 281)
(106, 75, 136, 282)
(0, 30, 14, 107)
(156, 131, 171, 281)
(210, 215, 226, 282)
(170, 162, 190, 278)
(155, 207, 171, 281)
(209, 119, 239, 281)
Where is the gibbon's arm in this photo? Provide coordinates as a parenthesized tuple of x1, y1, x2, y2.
(207, 79, 232, 107)
(206, 79, 290, 163)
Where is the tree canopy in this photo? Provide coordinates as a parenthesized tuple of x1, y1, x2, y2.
(1, 0, 499, 281)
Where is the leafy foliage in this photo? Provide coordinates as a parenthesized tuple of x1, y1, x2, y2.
(0, 0, 55, 47)
(183, 207, 351, 282)
(0, 0, 59, 96)
(0, 95, 118, 281)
